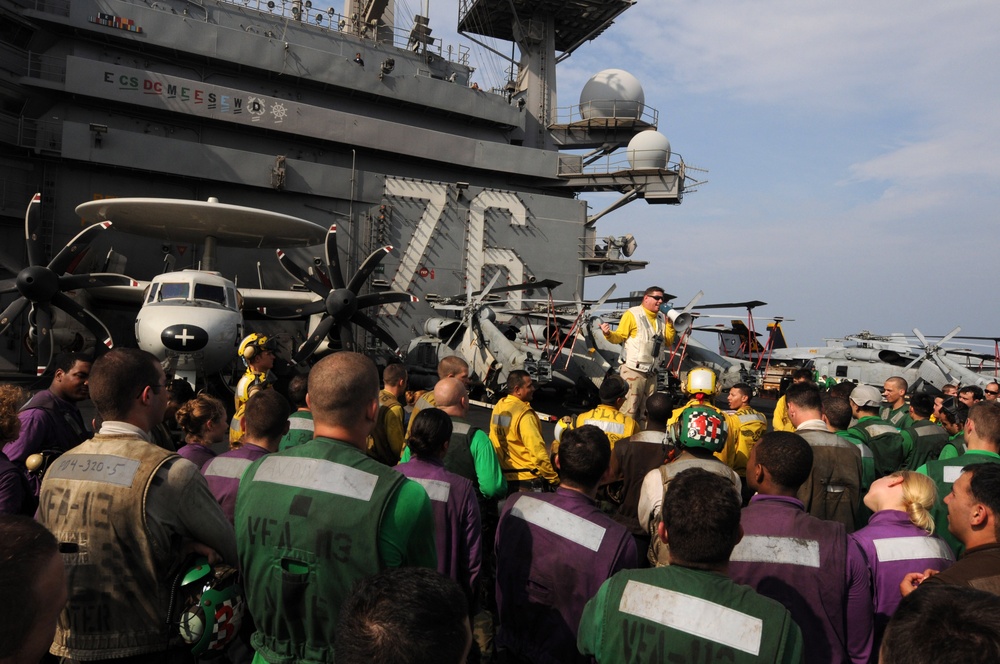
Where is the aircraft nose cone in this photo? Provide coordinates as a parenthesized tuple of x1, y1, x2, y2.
(161, 325, 209, 352)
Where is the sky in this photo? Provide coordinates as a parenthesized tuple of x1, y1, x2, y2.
(412, 0, 1000, 352)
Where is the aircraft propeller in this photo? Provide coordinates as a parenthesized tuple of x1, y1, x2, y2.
(906, 326, 962, 378)
(0, 194, 137, 375)
(274, 224, 417, 363)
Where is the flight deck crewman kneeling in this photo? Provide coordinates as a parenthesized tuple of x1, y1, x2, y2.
(600, 286, 675, 420)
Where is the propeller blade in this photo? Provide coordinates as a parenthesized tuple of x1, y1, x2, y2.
(33, 304, 53, 376)
(0, 296, 28, 334)
(912, 328, 930, 348)
(694, 300, 768, 310)
(593, 284, 617, 308)
(0, 280, 17, 296)
(258, 300, 327, 319)
(357, 291, 418, 309)
(477, 279, 563, 298)
(352, 310, 400, 351)
(276, 250, 328, 298)
(24, 193, 44, 268)
(346, 246, 392, 294)
(680, 290, 705, 315)
(939, 325, 962, 346)
(293, 315, 335, 364)
(468, 272, 502, 312)
(338, 322, 355, 351)
(51, 292, 114, 349)
(48, 221, 112, 275)
(59, 273, 139, 290)
(324, 224, 347, 290)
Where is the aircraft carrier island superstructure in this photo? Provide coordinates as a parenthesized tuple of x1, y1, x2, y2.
(0, 0, 689, 378)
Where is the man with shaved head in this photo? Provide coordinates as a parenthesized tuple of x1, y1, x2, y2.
(881, 377, 912, 429)
(407, 355, 471, 436)
(236, 352, 436, 663)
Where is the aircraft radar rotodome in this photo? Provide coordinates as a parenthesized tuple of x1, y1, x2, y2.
(627, 131, 671, 170)
(579, 69, 645, 119)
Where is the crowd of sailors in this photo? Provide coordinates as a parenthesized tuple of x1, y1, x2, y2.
(2, 304, 1000, 663)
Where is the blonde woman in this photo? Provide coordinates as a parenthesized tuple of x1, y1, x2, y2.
(0, 385, 33, 515)
(850, 471, 955, 658)
(175, 394, 227, 470)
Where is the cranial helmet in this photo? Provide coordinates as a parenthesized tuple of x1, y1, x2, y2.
(685, 367, 717, 396)
(239, 332, 275, 364)
(553, 415, 573, 443)
(175, 557, 245, 657)
(674, 405, 729, 453)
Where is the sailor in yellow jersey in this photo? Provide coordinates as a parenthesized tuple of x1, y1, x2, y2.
(489, 370, 559, 492)
(726, 381, 767, 480)
(600, 286, 676, 421)
(230, 333, 276, 443)
(553, 375, 639, 458)
(668, 367, 742, 472)
(772, 368, 814, 432)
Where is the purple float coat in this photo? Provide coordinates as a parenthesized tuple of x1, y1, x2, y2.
(176, 442, 217, 471)
(0, 451, 34, 516)
(397, 456, 482, 606)
(729, 494, 873, 664)
(495, 487, 638, 664)
(4, 389, 90, 495)
(849, 510, 954, 658)
(201, 443, 270, 523)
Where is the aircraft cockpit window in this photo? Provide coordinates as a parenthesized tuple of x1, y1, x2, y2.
(159, 283, 189, 300)
(194, 283, 227, 304)
(143, 284, 155, 304)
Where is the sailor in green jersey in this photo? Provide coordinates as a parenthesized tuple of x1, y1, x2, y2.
(901, 393, 950, 470)
(916, 402, 1000, 556)
(236, 352, 436, 664)
(278, 374, 314, 451)
(880, 376, 913, 429)
(935, 398, 969, 460)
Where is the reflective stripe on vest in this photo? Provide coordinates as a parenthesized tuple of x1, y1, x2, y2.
(204, 457, 253, 479)
(45, 454, 141, 487)
(412, 477, 451, 502)
(492, 414, 512, 427)
(619, 580, 763, 656)
(583, 419, 626, 435)
(252, 456, 378, 501)
(738, 413, 766, 425)
(730, 535, 821, 568)
(873, 536, 954, 563)
(511, 495, 607, 552)
(943, 465, 964, 483)
(865, 424, 899, 437)
(288, 417, 314, 432)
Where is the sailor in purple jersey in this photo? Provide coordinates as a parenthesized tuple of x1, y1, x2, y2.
(495, 425, 637, 664)
(849, 471, 953, 658)
(175, 393, 228, 470)
(397, 408, 482, 609)
(203, 390, 290, 523)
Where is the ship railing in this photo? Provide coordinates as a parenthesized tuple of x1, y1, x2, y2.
(553, 100, 659, 128)
(218, 0, 471, 66)
(29, 0, 70, 17)
(558, 150, 684, 177)
(26, 52, 66, 83)
(17, 118, 63, 154)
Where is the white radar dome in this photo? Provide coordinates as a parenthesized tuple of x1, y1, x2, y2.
(627, 131, 671, 169)
(579, 69, 645, 119)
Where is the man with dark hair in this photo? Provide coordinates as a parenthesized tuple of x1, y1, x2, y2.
(599, 286, 675, 419)
(336, 567, 473, 664)
(786, 382, 863, 531)
(772, 368, 813, 432)
(278, 373, 313, 450)
(844, 384, 908, 481)
(37, 348, 236, 661)
(203, 389, 291, 523)
(728, 432, 872, 664)
(903, 463, 1000, 595)
(917, 402, 1000, 555)
(579, 468, 803, 662)
(639, 404, 742, 566)
(610, 392, 674, 556)
(237, 352, 436, 663)
(407, 355, 470, 436)
(495, 425, 636, 663)
(959, 385, 984, 407)
(4, 352, 92, 494)
(936, 397, 969, 458)
(563, 374, 638, 452)
(881, 585, 1000, 664)
(880, 376, 912, 428)
(0, 515, 67, 664)
(823, 393, 854, 432)
(489, 370, 558, 491)
(368, 363, 408, 465)
(901, 392, 949, 470)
